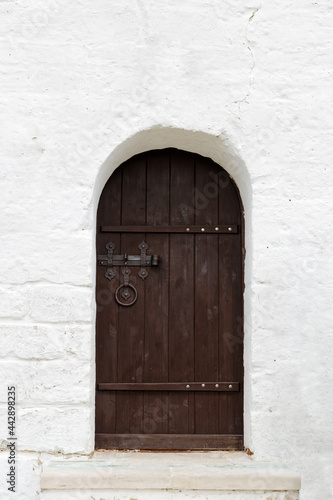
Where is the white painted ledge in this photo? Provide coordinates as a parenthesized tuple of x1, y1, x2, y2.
(41, 451, 301, 492)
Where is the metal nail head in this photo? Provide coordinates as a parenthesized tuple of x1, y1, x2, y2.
(186, 384, 190, 389)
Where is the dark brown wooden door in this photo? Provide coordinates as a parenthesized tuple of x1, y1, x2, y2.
(95, 149, 243, 450)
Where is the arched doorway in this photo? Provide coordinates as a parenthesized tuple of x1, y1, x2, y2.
(95, 148, 244, 450)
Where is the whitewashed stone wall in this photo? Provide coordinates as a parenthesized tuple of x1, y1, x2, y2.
(0, 0, 332, 498)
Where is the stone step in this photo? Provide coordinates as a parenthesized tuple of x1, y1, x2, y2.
(41, 451, 301, 500)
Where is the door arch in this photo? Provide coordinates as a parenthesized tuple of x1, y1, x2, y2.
(95, 148, 244, 450)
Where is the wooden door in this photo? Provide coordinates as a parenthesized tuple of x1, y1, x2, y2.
(95, 148, 244, 450)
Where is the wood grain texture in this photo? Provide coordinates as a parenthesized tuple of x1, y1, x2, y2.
(95, 148, 244, 449)
(101, 225, 238, 233)
(96, 433, 243, 450)
(97, 382, 240, 391)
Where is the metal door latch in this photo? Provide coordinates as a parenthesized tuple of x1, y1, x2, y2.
(97, 241, 159, 306)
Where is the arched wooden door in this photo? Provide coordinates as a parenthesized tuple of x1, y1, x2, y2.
(95, 148, 244, 450)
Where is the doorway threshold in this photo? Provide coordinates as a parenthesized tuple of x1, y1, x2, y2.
(41, 450, 301, 499)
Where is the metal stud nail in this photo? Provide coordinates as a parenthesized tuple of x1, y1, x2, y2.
(215, 227, 219, 231)
(228, 384, 232, 388)
(215, 384, 219, 388)
(186, 384, 190, 389)
(201, 228, 205, 232)
(186, 228, 190, 232)
(228, 227, 232, 231)
(201, 383, 205, 387)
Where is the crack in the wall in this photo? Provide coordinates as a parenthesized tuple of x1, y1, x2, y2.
(249, 8, 259, 22)
(234, 6, 260, 116)
(245, 6, 260, 96)
(134, 0, 150, 42)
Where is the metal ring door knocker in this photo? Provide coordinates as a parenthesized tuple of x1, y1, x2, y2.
(97, 241, 159, 307)
(115, 269, 138, 307)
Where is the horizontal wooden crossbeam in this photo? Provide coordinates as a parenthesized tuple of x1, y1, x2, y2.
(95, 433, 244, 450)
(100, 225, 238, 234)
(97, 382, 240, 392)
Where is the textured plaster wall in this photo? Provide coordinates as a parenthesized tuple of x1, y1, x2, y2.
(0, 0, 332, 499)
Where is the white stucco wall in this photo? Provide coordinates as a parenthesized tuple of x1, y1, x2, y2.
(1, 0, 333, 498)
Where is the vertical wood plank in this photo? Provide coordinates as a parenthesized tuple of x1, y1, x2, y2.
(193, 158, 220, 434)
(144, 151, 170, 433)
(116, 156, 146, 434)
(168, 150, 195, 433)
(95, 166, 122, 435)
(218, 173, 243, 434)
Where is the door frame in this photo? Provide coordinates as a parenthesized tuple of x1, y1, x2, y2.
(93, 139, 250, 451)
